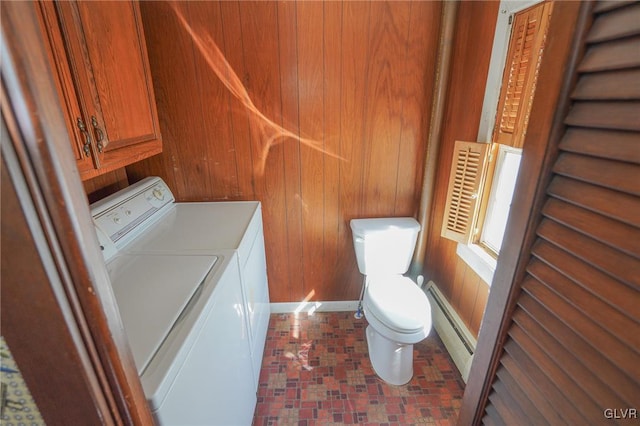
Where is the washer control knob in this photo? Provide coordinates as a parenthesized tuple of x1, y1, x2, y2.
(125, 209, 132, 216)
(113, 216, 121, 224)
(152, 188, 164, 200)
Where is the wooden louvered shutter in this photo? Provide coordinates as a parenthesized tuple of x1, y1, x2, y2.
(493, 2, 553, 149)
(441, 141, 490, 244)
(464, 2, 640, 425)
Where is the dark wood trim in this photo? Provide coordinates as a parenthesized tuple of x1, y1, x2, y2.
(1, 115, 113, 425)
(1, 1, 152, 424)
(457, 2, 592, 424)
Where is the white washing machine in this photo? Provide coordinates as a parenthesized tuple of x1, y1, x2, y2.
(91, 177, 270, 425)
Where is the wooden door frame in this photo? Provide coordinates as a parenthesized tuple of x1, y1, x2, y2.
(1, 1, 152, 424)
(458, 2, 593, 424)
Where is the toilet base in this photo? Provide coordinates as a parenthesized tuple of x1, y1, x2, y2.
(365, 325, 414, 385)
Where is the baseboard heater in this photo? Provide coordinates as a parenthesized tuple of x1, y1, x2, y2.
(425, 281, 476, 383)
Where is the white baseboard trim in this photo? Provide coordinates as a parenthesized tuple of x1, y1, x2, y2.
(270, 300, 359, 314)
(425, 281, 476, 383)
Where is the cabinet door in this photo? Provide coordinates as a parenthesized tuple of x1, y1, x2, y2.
(36, 1, 97, 176)
(56, 1, 162, 177)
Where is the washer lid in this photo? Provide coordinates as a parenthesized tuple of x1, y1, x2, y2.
(107, 254, 218, 374)
(123, 202, 258, 253)
(365, 275, 430, 333)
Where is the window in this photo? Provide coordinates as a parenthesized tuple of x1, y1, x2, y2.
(441, 1, 552, 264)
(479, 145, 521, 254)
(440, 140, 521, 256)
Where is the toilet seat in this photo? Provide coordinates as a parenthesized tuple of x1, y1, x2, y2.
(364, 275, 430, 334)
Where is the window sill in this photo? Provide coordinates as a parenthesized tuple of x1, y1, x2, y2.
(456, 243, 496, 286)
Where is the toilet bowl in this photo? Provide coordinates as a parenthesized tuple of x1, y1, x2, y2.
(350, 217, 433, 385)
(363, 275, 431, 385)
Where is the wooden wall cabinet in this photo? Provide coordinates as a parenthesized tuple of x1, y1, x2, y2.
(38, 0, 161, 180)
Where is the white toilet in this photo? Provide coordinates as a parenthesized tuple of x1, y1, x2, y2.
(350, 217, 432, 385)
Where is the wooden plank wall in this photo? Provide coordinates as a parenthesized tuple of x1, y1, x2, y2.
(425, 1, 500, 338)
(450, 261, 491, 337)
(83, 169, 130, 204)
(126, 1, 442, 303)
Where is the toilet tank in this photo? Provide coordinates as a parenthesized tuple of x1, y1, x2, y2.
(350, 217, 421, 275)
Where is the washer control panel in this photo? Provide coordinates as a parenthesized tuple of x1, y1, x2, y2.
(91, 177, 175, 255)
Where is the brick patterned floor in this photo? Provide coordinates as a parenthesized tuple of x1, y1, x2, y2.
(253, 312, 465, 425)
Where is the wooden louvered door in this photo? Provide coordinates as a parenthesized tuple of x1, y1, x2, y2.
(460, 1, 640, 425)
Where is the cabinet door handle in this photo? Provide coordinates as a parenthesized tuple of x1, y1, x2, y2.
(91, 116, 104, 153)
(76, 117, 91, 157)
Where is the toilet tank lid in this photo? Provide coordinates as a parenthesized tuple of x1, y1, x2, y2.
(350, 217, 420, 236)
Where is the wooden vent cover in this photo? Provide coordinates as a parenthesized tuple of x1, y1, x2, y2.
(441, 141, 490, 244)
